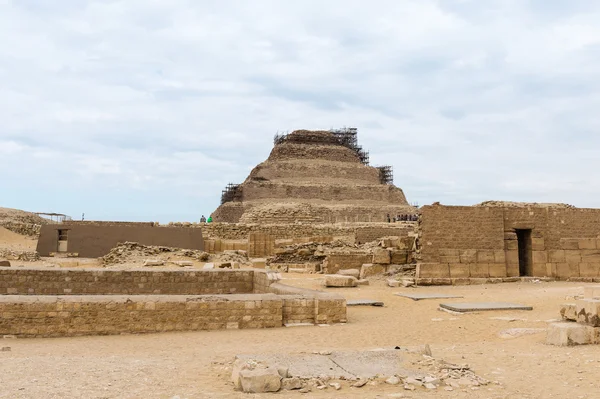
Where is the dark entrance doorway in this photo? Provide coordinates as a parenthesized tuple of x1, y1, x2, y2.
(516, 229, 533, 276)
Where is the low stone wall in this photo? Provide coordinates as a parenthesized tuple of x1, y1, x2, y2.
(260, 282, 347, 325)
(0, 268, 254, 295)
(0, 269, 347, 337)
(0, 294, 282, 338)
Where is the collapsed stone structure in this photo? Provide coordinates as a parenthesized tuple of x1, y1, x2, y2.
(548, 286, 600, 346)
(212, 129, 415, 224)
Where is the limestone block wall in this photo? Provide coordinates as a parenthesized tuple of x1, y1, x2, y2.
(0, 268, 254, 295)
(263, 282, 347, 325)
(355, 224, 416, 244)
(418, 205, 600, 281)
(322, 253, 373, 274)
(0, 294, 283, 338)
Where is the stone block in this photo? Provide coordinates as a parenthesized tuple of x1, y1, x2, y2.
(143, 259, 165, 266)
(565, 251, 582, 265)
(359, 264, 386, 279)
(579, 263, 600, 278)
(584, 286, 600, 299)
(239, 367, 282, 393)
(560, 239, 580, 250)
(251, 259, 267, 269)
(438, 248, 460, 256)
(488, 264, 507, 278)
(546, 322, 595, 346)
(505, 240, 518, 251)
(532, 238, 545, 251)
(532, 263, 547, 277)
(324, 275, 357, 288)
(372, 248, 391, 265)
(560, 303, 577, 321)
(202, 263, 215, 270)
(390, 249, 409, 264)
(506, 263, 520, 277)
(459, 250, 477, 263)
(476, 250, 495, 263)
(439, 255, 461, 264)
(387, 279, 400, 287)
(0, 261, 10, 267)
(449, 263, 469, 278)
(357, 279, 369, 286)
(579, 239, 597, 250)
(469, 263, 489, 278)
(493, 250, 506, 264)
(337, 269, 360, 279)
(532, 251, 548, 264)
(281, 377, 303, 391)
(548, 250, 566, 263)
(417, 263, 450, 279)
(576, 299, 600, 327)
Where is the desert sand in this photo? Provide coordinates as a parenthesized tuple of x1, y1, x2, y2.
(1, 271, 599, 399)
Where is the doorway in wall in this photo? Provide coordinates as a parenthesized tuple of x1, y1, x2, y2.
(516, 229, 533, 276)
(57, 229, 69, 253)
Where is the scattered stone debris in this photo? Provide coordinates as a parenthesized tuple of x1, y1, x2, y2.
(0, 250, 40, 262)
(346, 300, 384, 307)
(100, 242, 251, 267)
(229, 349, 490, 394)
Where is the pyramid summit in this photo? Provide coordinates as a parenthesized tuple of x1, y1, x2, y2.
(212, 128, 415, 223)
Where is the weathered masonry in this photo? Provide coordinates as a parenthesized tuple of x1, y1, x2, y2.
(418, 204, 600, 281)
(0, 268, 346, 337)
(36, 222, 204, 258)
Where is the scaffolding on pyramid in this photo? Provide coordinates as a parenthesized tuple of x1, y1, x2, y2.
(376, 165, 394, 185)
(220, 183, 243, 204)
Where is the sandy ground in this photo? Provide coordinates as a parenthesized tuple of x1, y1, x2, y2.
(1, 271, 599, 399)
(0, 227, 37, 252)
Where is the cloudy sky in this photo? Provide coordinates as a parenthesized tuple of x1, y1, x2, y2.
(2, 0, 600, 222)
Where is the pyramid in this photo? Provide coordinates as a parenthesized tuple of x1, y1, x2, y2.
(212, 129, 415, 223)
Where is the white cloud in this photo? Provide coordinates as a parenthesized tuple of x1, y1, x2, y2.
(1, 0, 600, 220)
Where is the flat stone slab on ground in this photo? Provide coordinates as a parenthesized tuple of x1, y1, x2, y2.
(236, 350, 423, 380)
(347, 300, 384, 307)
(397, 293, 464, 301)
(439, 302, 533, 312)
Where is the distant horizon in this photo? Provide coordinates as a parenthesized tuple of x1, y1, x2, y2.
(3, 1, 600, 222)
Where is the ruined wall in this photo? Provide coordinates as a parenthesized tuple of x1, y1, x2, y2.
(37, 224, 204, 258)
(0, 268, 253, 295)
(418, 205, 600, 281)
(355, 224, 416, 244)
(0, 294, 283, 337)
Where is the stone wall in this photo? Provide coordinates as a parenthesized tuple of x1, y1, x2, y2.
(355, 224, 416, 244)
(0, 268, 254, 295)
(247, 160, 380, 184)
(322, 253, 373, 274)
(0, 269, 347, 337)
(418, 205, 600, 281)
(37, 224, 204, 258)
(201, 222, 414, 241)
(0, 294, 283, 338)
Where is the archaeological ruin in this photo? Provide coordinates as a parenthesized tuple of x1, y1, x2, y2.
(212, 128, 415, 224)
(416, 202, 600, 282)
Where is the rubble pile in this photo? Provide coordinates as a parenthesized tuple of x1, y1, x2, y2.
(229, 350, 492, 394)
(0, 207, 51, 237)
(0, 249, 40, 262)
(100, 242, 211, 265)
(269, 240, 357, 264)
